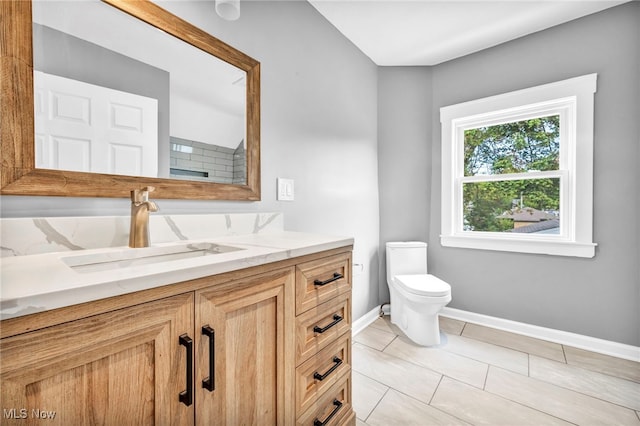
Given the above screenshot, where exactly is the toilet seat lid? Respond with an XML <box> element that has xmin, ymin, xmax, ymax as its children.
<box><xmin>394</xmin><ymin>274</ymin><xmax>451</xmax><ymax>297</ymax></box>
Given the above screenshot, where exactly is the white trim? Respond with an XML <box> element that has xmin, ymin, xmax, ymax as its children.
<box><xmin>441</xmin><ymin>307</ymin><xmax>640</xmax><ymax>362</ymax></box>
<box><xmin>352</xmin><ymin>306</ymin><xmax>381</xmax><ymax>337</ymax></box>
<box><xmin>460</xmin><ymin>170</ymin><xmax>564</xmax><ymax>184</ymax></box>
<box><xmin>441</xmin><ymin>235</ymin><xmax>596</xmax><ymax>257</ymax></box>
<box><xmin>440</xmin><ymin>74</ymin><xmax>597</xmax><ymax>257</ymax></box>
<box><xmin>354</xmin><ymin>303</ymin><xmax>639</xmax><ymax>361</ymax></box>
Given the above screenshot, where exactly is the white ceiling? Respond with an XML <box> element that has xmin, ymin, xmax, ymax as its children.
<box><xmin>307</xmin><ymin>0</ymin><xmax>630</xmax><ymax>66</ymax></box>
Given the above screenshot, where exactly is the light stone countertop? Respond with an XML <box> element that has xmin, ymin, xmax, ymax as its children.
<box><xmin>0</xmin><ymin>231</ymin><xmax>354</xmax><ymax>320</ymax></box>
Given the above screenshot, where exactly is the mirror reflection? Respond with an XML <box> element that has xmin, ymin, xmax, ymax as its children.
<box><xmin>32</xmin><ymin>0</ymin><xmax>247</xmax><ymax>185</ymax></box>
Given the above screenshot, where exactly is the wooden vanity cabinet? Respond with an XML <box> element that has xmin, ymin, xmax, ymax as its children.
<box><xmin>195</xmin><ymin>266</ymin><xmax>295</xmax><ymax>424</ymax></box>
<box><xmin>0</xmin><ymin>247</ymin><xmax>354</xmax><ymax>425</ymax></box>
<box><xmin>295</xmin><ymin>253</ymin><xmax>355</xmax><ymax>426</ymax></box>
<box><xmin>0</xmin><ymin>293</ymin><xmax>195</xmax><ymax>425</ymax></box>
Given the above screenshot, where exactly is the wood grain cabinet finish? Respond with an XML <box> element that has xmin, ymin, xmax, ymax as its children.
<box><xmin>295</xmin><ymin>293</ymin><xmax>352</xmax><ymax>365</ymax></box>
<box><xmin>195</xmin><ymin>267</ymin><xmax>295</xmax><ymax>425</ymax></box>
<box><xmin>295</xmin><ymin>253</ymin><xmax>352</xmax><ymax>316</ymax></box>
<box><xmin>0</xmin><ymin>293</ymin><xmax>195</xmax><ymax>426</ymax></box>
<box><xmin>296</xmin><ymin>376</ymin><xmax>354</xmax><ymax>426</ymax></box>
<box><xmin>0</xmin><ymin>247</ymin><xmax>352</xmax><ymax>425</ymax></box>
<box><xmin>294</xmin><ymin>252</ymin><xmax>355</xmax><ymax>426</ymax></box>
<box><xmin>295</xmin><ymin>334</ymin><xmax>351</xmax><ymax>415</ymax></box>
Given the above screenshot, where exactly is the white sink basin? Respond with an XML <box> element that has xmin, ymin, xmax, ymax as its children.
<box><xmin>62</xmin><ymin>242</ymin><xmax>244</xmax><ymax>273</ymax></box>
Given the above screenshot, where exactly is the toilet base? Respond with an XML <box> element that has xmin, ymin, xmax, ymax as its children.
<box><xmin>388</xmin><ymin>284</ymin><xmax>450</xmax><ymax>347</ymax></box>
<box><xmin>391</xmin><ymin>310</ymin><xmax>442</xmax><ymax>346</ymax></box>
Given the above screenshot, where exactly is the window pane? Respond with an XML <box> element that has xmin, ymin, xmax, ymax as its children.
<box><xmin>464</xmin><ymin>115</ymin><xmax>560</xmax><ymax>176</ymax></box>
<box><xmin>463</xmin><ymin>178</ymin><xmax>560</xmax><ymax>234</ymax></box>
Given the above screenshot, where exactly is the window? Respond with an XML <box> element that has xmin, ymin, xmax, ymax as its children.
<box><xmin>440</xmin><ymin>74</ymin><xmax>597</xmax><ymax>257</ymax></box>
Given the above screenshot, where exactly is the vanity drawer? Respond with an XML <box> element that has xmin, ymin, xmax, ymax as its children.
<box><xmin>296</xmin><ymin>292</ymin><xmax>351</xmax><ymax>365</ymax></box>
<box><xmin>296</xmin><ymin>332</ymin><xmax>351</xmax><ymax>415</ymax></box>
<box><xmin>296</xmin><ymin>375</ymin><xmax>353</xmax><ymax>426</ymax></box>
<box><xmin>296</xmin><ymin>253</ymin><xmax>352</xmax><ymax>315</ymax></box>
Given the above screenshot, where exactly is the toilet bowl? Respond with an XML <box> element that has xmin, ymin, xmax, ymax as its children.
<box><xmin>386</xmin><ymin>242</ymin><xmax>452</xmax><ymax>346</ymax></box>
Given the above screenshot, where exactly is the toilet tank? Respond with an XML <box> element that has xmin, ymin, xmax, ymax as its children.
<box><xmin>386</xmin><ymin>241</ymin><xmax>428</xmax><ymax>283</ymax></box>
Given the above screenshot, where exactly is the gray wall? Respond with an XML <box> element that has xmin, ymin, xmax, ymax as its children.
<box><xmin>379</xmin><ymin>2</ymin><xmax>639</xmax><ymax>345</ymax></box>
<box><xmin>1</xmin><ymin>1</ymin><xmax>381</xmax><ymax>321</ymax></box>
<box><xmin>377</xmin><ymin>67</ymin><xmax>433</xmax><ymax>303</ymax></box>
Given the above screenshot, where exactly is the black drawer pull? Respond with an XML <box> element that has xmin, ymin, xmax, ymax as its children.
<box><xmin>179</xmin><ymin>334</ymin><xmax>193</xmax><ymax>406</ymax></box>
<box><xmin>313</xmin><ymin>399</ymin><xmax>343</xmax><ymax>426</ymax></box>
<box><xmin>314</xmin><ymin>273</ymin><xmax>343</xmax><ymax>287</ymax></box>
<box><xmin>313</xmin><ymin>357</ymin><xmax>343</xmax><ymax>381</ymax></box>
<box><xmin>202</xmin><ymin>325</ymin><xmax>215</xmax><ymax>392</ymax></box>
<box><xmin>313</xmin><ymin>314</ymin><xmax>343</xmax><ymax>334</ymax></box>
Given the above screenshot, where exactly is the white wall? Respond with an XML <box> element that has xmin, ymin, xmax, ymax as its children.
<box><xmin>0</xmin><ymin>1</ymin><xmax>381</xmax><ymax>320</ymax></box>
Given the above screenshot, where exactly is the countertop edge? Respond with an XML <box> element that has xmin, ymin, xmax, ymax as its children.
<box><xmin>1</xmin><ymin>232</ymin><xmax>354</xmax><ymax>321</ymax></box>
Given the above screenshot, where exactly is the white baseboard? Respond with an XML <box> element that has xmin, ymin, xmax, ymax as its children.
<box><xmin>440</xmin><ymin>307</ymin><xmax>640</xmax><ymax>362</ymax></box>
<box><xmin>352</xmin><ymin>306</ymin><xmax>381</xmax><ymax>337</ymax></box>
<box><xmin>352</xmin><ymin>306</ymin><xmax>640</xmax><ymax>362</ymax></box>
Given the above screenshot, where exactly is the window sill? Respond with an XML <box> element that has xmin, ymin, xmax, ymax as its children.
<box><xmin>440</xmin><ymin>235</ymin><xmax>596</xmax><ymax>258</ymax></box>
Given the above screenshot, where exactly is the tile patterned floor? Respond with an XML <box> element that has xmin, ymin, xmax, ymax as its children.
<box><xmin>353</xmin><ymin>316</ymin><xmax>640</xmax><ymax>425</ymax></box>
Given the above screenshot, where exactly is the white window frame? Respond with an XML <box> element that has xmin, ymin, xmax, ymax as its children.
<box><xmin>440</xmin><ymin>74</ymin><xmax>597</xmax><ymax>258</ymax></box>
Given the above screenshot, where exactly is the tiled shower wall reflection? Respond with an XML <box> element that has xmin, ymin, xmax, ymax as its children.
<box><xmin>170</xmin><ymin>136</ymin><xmax>246</xmax><ymax>184</ymax></box>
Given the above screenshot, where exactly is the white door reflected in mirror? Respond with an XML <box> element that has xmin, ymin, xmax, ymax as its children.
<box><xmin>34</xmin><ymin>71</ymin><xmax>158</xmax><ymax>177</ymax></box>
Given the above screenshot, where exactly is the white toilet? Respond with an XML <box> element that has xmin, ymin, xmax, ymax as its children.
<box><xmin>386</xmin><ymin>241</ymin><xmax>452</xmax><ymax>346</ymax></box>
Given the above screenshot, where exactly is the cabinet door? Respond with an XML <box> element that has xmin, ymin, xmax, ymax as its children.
<box><xmin>196</xmin><ymin>267</ymin><xmax>295</xmax><ymax>425</ymax></box>
<box><xmin>0</xmin><ymin>293</ymin><xmax>194</xmax><ymax>426</ymax></box>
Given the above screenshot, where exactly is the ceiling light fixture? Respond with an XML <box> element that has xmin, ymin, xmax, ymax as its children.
<box><xmin>215</xmin><ymin>0</ymin><xmax>240</xmax><ymax>21</ymax></box>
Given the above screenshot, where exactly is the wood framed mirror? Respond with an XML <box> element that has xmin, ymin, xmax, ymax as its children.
<box><xmin>0</xmin><ymin>0</ymin><xmax>260</xmax><ymax>200</ymax></box>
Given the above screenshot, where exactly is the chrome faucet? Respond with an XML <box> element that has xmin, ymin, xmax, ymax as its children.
<box><xmin>129</xmin><ymin>186</ymin><xmax>159</xmax><ymax>248</ymax></box>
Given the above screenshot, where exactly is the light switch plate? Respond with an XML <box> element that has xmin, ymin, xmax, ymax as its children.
<box><xmin>277</xmin><ymin>178</ymin><xmax>294</xmax><ymax>201</ymax></box>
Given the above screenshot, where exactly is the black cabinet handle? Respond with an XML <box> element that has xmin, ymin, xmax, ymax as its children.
<box><xmin>313</xmin><ymin>357</ymin><xmax>343</xmax><ymax>381</ymax></box>
<box><xmin>314</xmin><ymin>273</ymin><xmax>343</xmax><ymax>287</ymax></box>
<box><xmin>179</xmin><ymin>334</ymin><xmax>193</xmax><ymax>406</ymax></box>
<box><xmin>313</xmin><ymin>314</ymin><xmax>343</xmax><ymax>334</ymax></box>
<box><xmin>202</xmin><ymin>325</ymin><xmax>215</xmax><ymax>392</ymax></box>
<box><xmin>313</xmin><ymin>399</ymin><xmax>343</xmax><ymax>426</ymax></box>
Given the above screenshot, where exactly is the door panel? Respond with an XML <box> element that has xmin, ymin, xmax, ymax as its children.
<box><xmin>33</xmin><ymin>70</ymin><xmax>158</xmax><ymax>177</ymax></box>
